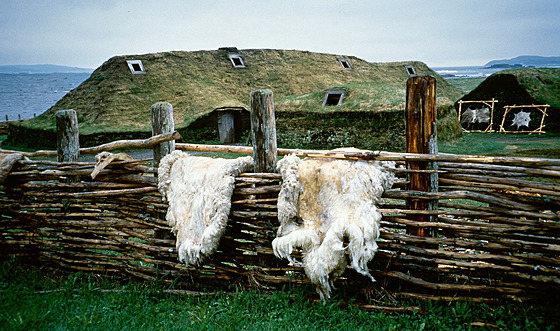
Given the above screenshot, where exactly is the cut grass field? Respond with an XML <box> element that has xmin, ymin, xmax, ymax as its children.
<box><xmin>1</xmin><ymin>260</ymin><xmax>558</xmax><ymax>330</ymax></box>
<box><xmin>445</xmin><ymin>77</ymin><xmax>486</xmax><ymax>94</ymax></box>
<box><xmin>438</xmin><ymin>132</ymin><xmax>560</xmax><ymax>158</ymax></box>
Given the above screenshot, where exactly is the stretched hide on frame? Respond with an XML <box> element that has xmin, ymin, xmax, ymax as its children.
<box><xmin>273</xmin><ymin>151</ymin><xmax>395</xmax><ymax>302</ymax></box>
<box><xmin>158</xmin><ymin>151</ymin><xmax>253</xmax><ymax>266</ymax></box>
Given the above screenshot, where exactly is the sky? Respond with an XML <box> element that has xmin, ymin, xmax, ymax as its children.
<box><xmin>0</xmin><ymin>0</ymin><xmax>559</xmax><ymax>69</ymax></box>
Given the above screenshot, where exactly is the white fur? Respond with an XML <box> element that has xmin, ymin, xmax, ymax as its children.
<box><xmin>273</xmin><ymin>151</ymin><xmax>395</xmax><ymax>302</ymax></box>
<box><xmin>158</xmin><ymin>150</ymin><xmax>253</xmax><ymax>266</ymax></box>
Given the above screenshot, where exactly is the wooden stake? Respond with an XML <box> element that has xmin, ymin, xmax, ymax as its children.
<box><xmin>150</xmin><ymin>102</ymin><xmax>176</xmax><ymax>251</ymax></box>
<box><xmin>151</xmin><ymin>102</ymin><xmax>175</xmax><ymax>167</ymax></box>
<box><xmin>250</xmin><ymin>89</ymin><xmax>277</xmax><ymax>173</ymax></box>
<box><xmin>405</xmin><ymin>76</ymin><xmax>438</xmax><ymax>237</ymax></box>
<box><xmin>55</xmin><ymin>109</ymin><xmax>80</xmax><ymax>163</ymax></box>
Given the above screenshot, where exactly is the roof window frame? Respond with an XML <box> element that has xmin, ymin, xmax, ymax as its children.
<box><xmin>404</xmin><ymin>65</ymin><xmax>417</xmax><ymax>77</ymax></box>
<box><xmin>322</xmin><ymin>88</ymin><xmax>347</xmax><ymax>106</ymax></box>
<box><xmin>228</xmin><ymin>54</ymin><xmax>246</xmax><ymax>68</ymax></box>
<box><xmin>126</xmin><ymin>60</ymin><xmax>146</xmax><ymax>74</ymax></box>
<box><xmin>338</xmin><ymin>58</ymin><xmax>352</xmax><ymax>70</ymax></box>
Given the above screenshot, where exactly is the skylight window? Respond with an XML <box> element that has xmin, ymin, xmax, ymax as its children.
<box><xmin>404</xmin><ymin>65</ymin><xmax>416</xmax><ymax>77</ymax></box>
<box><xmin>322</xmin><ymin>88</ymin><xmax>346</xmax><ymax>106</ymax></box>
<box><xmin>126</xmin><ymin>60</ymin><xmax>146</xmax><ymax>74</ymax></box>
<box><xmin>228</xmin><ymin>54</ymin><xmax>245</xmax><ymax>68</ymax></box>
<box><xmin>338</xmin><ymin>58</ymin><xmax>352</xmax><ymax>70</ymax></box>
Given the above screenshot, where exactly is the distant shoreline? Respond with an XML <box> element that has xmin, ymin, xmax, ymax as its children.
<box><xmin>0</xmin><ymin>64</ymin><xmax>93</xmax><ymax>74</ymax></box>
<box><xmin>0</xmin><ymin>72</ymin><xmax>90</xmax><ymax>121</ymax></box>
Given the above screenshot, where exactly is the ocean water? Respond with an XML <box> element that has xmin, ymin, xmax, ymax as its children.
<box><xmin>433</xmin><ymin>66</ymin><xmax>507</xmax><ymax>79</ymax></box>
<box><xmin>0</xmin><ymin>72</ymin><xmax>90</xmax><ymax>121</ymax></box>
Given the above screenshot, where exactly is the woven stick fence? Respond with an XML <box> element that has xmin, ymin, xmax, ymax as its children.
<box><xmin>1</xmin><ymin>83</ymin><xmax>559</xmax><ymax>304</ymax></box>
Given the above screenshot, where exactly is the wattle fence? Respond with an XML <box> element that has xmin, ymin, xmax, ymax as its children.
<box><xmin>1</xmin><ymin>79</ymin><xmax>559</xmax><ymax>305</ymax></box>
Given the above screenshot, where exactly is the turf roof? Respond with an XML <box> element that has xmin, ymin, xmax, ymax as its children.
<box><xmin>458</xmin><ymin>68</ymin><xmax>560</xmax><ymax>129</ymax></box>
<box><xmin>18</xmin><ymin>49</ymin><xmax>462</xmax><ymax>135</ymax></box>
<box><xmin>460</xmin><ymin>68</ymin><xmax>560</xmax><ymax>110</ymax></box>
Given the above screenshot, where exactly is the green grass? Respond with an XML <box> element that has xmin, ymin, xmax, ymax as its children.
<box><xmin>1</xmin><ymin>259</ymin><xmax>558</xmax><ymax>330</ymax></box>
<box><xmin>438</xmin><ymin>132</ymin><xmax>560</xmax><ymax>158</ymax></box>
<box><xmin>446</xmin><ymin>77</ymin><xmax>486</xmax><ymax>94</ymax></box>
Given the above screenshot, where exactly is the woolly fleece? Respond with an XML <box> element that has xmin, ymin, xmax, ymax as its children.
<box><xmin>158</xmin><ymin>151</ymin><xmax>253</xmax><ymax>266</ymax></box>
<box><xmin>273</xmin><ymin>151</ymin><xmax>395</xmax><ymax>302</ymax></box>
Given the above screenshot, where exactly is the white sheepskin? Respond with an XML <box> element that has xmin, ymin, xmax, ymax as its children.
<box><xmin>91</xmin><ymin>152</ymin><xmax>134</xmax><ymax>179</ymax></box>
<box><xmin>158</xmin><ymin>150</ymin><xmax>253</xmax><ymax>266</ymax></box>
<box><xmin>273</xmin><ymin>150</ymin><xmax>395</xmax><ymax>302</ymax></box>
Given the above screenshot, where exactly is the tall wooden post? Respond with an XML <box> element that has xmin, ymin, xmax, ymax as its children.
<box><xmin>405</xmin><ymin>76</ymin><xmax>438</xmax><ymax>237</ymax></box>
<box><xmin>151</xmin><ymin>102</ymin><xmax>175</xmax><ymax>167</ymax></box>
<box><xmin>152</xmin><ymin>102</ymin><xmax>175</xmax><ymax>246</ymax></box>
<box><xmin>56</xmin><ymin>109</ymin><xmax>80</xmax><ymax>163</ymax></box>
<box><xmin>250</xmin><ymin>89</ymin><xmax>277</xmax><ymax>173</ymax></box>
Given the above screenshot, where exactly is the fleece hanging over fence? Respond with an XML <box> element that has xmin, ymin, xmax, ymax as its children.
<box><xmin>158</xmin><ymin>151</ymin><xmax>253</xmax><ymax>266</ymax></box>
<box><xmin>273</xmin><ymin>151</ymin><xmax>395</xmax><ymax>302</ymax></box>
<box><xmin>0</xmin><ymin>153</ymin><xmax>27</xmax><ymax>185</ymax></box>
<box><xmin>91</xmin><ymin>152</ymin><xmax>134</xmax><ymax>179</ymax></box>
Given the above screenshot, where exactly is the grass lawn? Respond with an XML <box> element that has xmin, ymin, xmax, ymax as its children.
<box><xmin>445</xmin><ymin>77</ymin><xmax>486</xmax><ymax>94</ymax></box>
<box><xmin>1</xmin><ymin>260</ymin><xmax>558</xmax><ymax>330</ymax></box>
<box><xmin>438</xmin><ymin>132</ymin><xmax>560</xmax><ymax>158</ymax></box>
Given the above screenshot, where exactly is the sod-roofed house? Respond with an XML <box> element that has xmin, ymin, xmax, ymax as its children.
<box><xmin>456</xmin><ymin>68</ymin><xmax>560</xmax><ymax>133</ymax></box>
<box><xmin>6</xmin><ymin>48</ymin><xmax>463</xmax><ymax>150</ymax></box>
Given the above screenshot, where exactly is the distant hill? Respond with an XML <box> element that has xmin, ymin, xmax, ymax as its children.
<box><xmin>485</xmin><ymin>56</ymin><xmax>560</xmax><ymax>68</ymax></box>
<box><xmin>0</xmin><ymin>64</ymin><xmax>93</xmax><ymax>74</ymax></box>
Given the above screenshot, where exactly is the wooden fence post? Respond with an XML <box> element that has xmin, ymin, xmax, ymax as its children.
<box><xmin>151</xmin><ymin>102</ymin><xmax>175</xmax><ymax>167</ymax></box>
<box><xmin>56</xmin><ymin>109</ymin><xmax>80</xmax><ymax>163</ymax></box>
<box><xmin>250</xmin><ymin>89</ymin><xmax>277</xmax><ymax>173</ymax></box>
<box><xmin>151</xmin><ymin>102</ymin><xmax>175</xmax><ymax>245</ymax></box>
<box><xmin>405</xmin><ymin>76</ymin><xmax>438</xmax><ymax>237</ymax></box>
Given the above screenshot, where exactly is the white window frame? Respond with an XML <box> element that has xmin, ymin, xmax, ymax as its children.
<box><xmin>404</xmin><ymin>65</ymin><xmax>417</xmax><ymax>77</ymax></box>
<box><xmin>126</xmin><ymin>60</ymin><xmax>146</xmax><ymax>74</ymax></box>
<box><xmin>228</xmin><ymin>54</ymin><xmax>245</xmax><ymax>68</ymax></box>
<box><xmin>322</xmin><ymin>88</ymin><xmax>346</xmax><ymax>106</ymax></box>
<box><xmin>338</xmin><ymin>58</ymin><xmax>352</xmax><ymax>70</ymax></box>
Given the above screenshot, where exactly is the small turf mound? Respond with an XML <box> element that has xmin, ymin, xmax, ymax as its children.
<box><xmin>458</xmin><ymin>68</ymin><xmax>560</xmax><ymax>132</ymax></box>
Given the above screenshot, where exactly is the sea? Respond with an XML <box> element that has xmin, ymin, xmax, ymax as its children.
<box><xmin>0</xmin><ymin>72</ymin><xmax>91</xmax><ymax>121</ymax></box>
<box><xmin>0</xmin><ymin>66</ymin><xmax>517</xmax><ymax>122</ymax></box>
<box><xmin>432</xmin><ymin>65</ymin><xmax>508</xmax><ymax>79</ymax></box>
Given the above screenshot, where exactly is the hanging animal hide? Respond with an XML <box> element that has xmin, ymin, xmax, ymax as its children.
<box><xmin>158</xmin><ymin>150</ymin><xmax>253</xmax><ymax>266</ymax></box>
<box><xmin>91</xmin><ymin>152</ymin><xmax>134</xmax><ymax>179</ymax></box>
<box><xmin>273</xmin><ymin>151</ymin><xmax>395</xmax><ymax>302</ymax></box>
<box><xmin>461</xmin><ymin>107</ymin><xmax>490</xmax><ymax>125</ymax></box>
<box><xmin>0</xmin><ymin>153</ymin><xmax>27</xmax><ymax>185</ymax></box>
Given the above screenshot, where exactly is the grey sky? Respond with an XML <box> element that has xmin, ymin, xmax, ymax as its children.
<box><xmin>1</xmin><ymin>0</ymin><xmax>558</xmax><ymax>69</ymax></box>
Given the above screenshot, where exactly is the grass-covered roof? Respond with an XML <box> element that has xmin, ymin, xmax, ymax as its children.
<box><xmin>458</xmin><ymin>68</ymin><xmax>560</xmax><ymax>130</ymax></box>
<box><xmin>460</xmin><ymin>68</ymin><xmax>560</xmax><ymax>111</ymax></box>
<box><xmin>17</xmin><ymin>49</ymin><xmax>462</xmax><ymax>136</ymax></box>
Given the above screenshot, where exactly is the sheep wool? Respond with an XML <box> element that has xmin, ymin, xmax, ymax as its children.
<box><xmin>273</xmin><ymin>151</ymin><xmax>395</xmax><ymax>302</ymax></box>
<box><xmin>158</xmin><ymin>151</ymin><xmax>253</xmax><ymax>266</ymax></box>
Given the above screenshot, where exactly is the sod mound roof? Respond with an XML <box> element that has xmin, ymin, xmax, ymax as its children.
<box><xmin>458</xmin><ymin>68</ymin><xmax>560</xmax><ymax>130</ymax></box>
<box><xmin>15</xmin><ymin>49</ymin><xmax>462</xmax><ymax>136</ymax></box>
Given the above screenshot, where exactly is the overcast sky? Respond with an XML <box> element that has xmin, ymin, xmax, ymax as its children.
<box><xmin>1</xmin><ymin>0</ymin><xmax>558</xmax><ymax>69</ymax></box>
